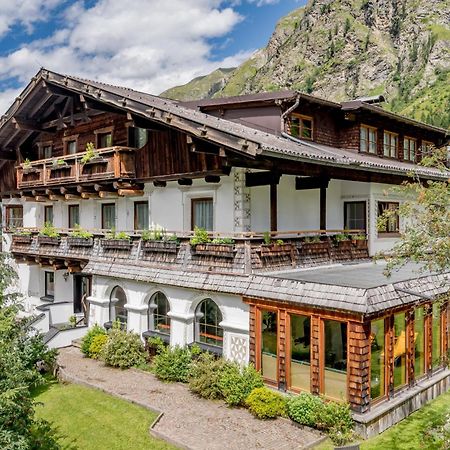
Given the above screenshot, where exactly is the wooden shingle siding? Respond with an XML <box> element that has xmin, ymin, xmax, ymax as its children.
<box><xmin>406</xmin><ymin>310</ymin><xmax>415</xmax><ymax>386</ymax></box>
<box><xmin>310</xmin><ymin>315</ymin><xmax>321</xmax><ymax>395</ymax></box>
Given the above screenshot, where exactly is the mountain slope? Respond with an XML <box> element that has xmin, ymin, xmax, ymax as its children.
<box><xmin>162</xmin><ymin>0</ymin><xmax>450</xmax><ymax>128</ymax></box>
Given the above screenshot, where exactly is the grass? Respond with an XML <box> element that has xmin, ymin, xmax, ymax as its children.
<box><xmin>33</xmin><ymin>380</ymin><xmax>177</xmax><ymax>450</ymax></box>
<box><xmin>315</xmin><ymin>389</ymin><xmax>450</xmax><ymax>450</ymax></box>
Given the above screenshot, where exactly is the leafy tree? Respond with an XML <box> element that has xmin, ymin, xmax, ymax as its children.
<box><xmin>0</xmin><ymin>252</ymin><xmax>59</xmax><ymax>449</ymax></box>
<box><xmin>378</xmin><ymin>148</ymin><xmax>450</xmax><ymax>276</ymax></box>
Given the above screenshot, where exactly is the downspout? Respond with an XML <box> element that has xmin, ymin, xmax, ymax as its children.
<box><xmin>280</xmin><ymin>94</ymin><xmax>301</xmax><ymax>134</ymax></box>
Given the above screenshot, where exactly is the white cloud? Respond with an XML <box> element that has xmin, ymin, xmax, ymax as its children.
<box><xmin>0</xmin><ymin>0</ymin><xmax>253</xmax><ymax>114</ymax></box>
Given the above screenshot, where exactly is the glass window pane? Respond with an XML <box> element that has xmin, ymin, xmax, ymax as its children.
<box><xmin>43</xmin><ymin>145</ymin><xmax>52</xmax><ymax>158</ymax></box>
<box><xmin>99</xmin><ymin>133</ymin><xmax>112</xmax><ymax>148</ymax></box>
<box><xmin>261</xmin><ymin>310</ymin><xmax>277</xmax><ymax>383</ymax></box>
<box><xmin>67</xmin><ymin>141</ymin><xmax>77</xmax><ymax>154</ymax></box>
<box><xmin>196</xmin><ymin>299</ymin><xmax>223</xmax><ymax>347</ymax></box>
<box><xmin>110</xmin><ymin>286</ymin><xmax>127</xmax><ymax>324</ymax></box>
<box><xmin>69</xmin><ymin>205</ymin><xmax>80</xmax><ymax>228</ymax></box>
<box><xmin>45</xmin><ymin>272</ymin><xmax>55</xmax><ymax>297</ymax></box>
<box><xmin>393</xmin><ymin>312</ymin><xmax>407</xmax><ymax>388</ymax></box>
<box><xmin>370</xmin><ymin>318</ymin><xmax>385</xmax><ymax>400</ymax></box>
<box><xmin>290</xmin><ymin>314</ymin><xmax>310</xmax><ymax>391</ymax></box>
<box><xmin>102</xmin><ymin>204</ymin><xmax>115</xmax><ymax>229</ymax></box>
<box><xmin>345</xmin><ymin>202</ymin><xmax>366</xmax><ymax>230</ymax></box>
<box><xmin>192</xmin><ymin>198</ymin><xmax>213</xmax><ymax>231</ymax></box>
<box><xmin>150</xmin><ymin>292</ymin><xmax>170</xmax><ymax>334</ymax></box>
<box><xmin>134</xmin><ymin>202</ymin><xmax>148</xmax><ymax>230</ymax></box>
<box><xmin>44</xmin><ymin>206</ymin><xmax>53</xmax><ymax>225</ymax></box>
<box><xmin>324</xmin><ymin>320</ymin><xmax>347</xmax><ymax>400</ymax></box>
<box><xmin>432</xmin><ymin>303</ymin><xmax>442</xmax><ymax>369</ymax></box>
<box><xmin>414</xmin><ymin>307</ymin><xmax>426</xmax><ymax>377</ymax></box>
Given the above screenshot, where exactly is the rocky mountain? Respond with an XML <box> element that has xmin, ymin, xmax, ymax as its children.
<box><xmin>161</xmin><ymin>0</ymin><xmax>450</xmax><ymax>128</ymax></box>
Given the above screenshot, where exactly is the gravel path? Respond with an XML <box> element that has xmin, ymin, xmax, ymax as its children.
<box><xmin>57</xmin><ymin>346</ymin><xmax>323</xmax><ymax>450</ymax></box>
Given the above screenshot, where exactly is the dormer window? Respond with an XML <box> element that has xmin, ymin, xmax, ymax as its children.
<box><xmin>383</xmin><ymin>131</ymin><xmax>398</xmax><ymax>158</ymax></box>
<box><xmin>95</xmin><ymin>126</ymin><xmax>114</xmax><ymax>149</ymax></box>
<box><xmin>403</xmin><ymin>137</ymin><xmax>417</xmax><ymax>162</ymax></box>
<box><xmin>290</xmin><ymin>114</ymin><xmax>313</xmax><ymax>140</ymax></box>
<box><xmin>360</xmin><ymin>125</ymin><xmax>377</xmax><ymax>154</ymax></box>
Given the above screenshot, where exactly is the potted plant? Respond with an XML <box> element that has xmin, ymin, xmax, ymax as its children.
<box><xmin>259</xmin><ymin>232</ymin><xmax>292</xmax><ymax>257</ymax></box>
<box><xmin>141</xmin><ymin>228</ymin><xmax>179</xmax><ymax>253</ymax></box>
<box><xmin>12</xmin><ymin>230</ymin><xmax>33</xmax><ymax>245</ymax></box>
<box><xmin>101</xmin><ymin>230</ymin><xmax>132</xmax><ymax>250</ymax></box>
<box><xmin>67</xmin><ymin>225</ymin><xmax>94</xmax><ymax>247</ymax></box>
<box><xmin>80</xmin><ymin>142</ymin><xmax>105</xmax><ymax>165</ymax></box>
<box><xmin>37</xmin><ymin>222</ymin><xmax>61</xmax><ymax>245</ymax></box>
<box><xmin>352</xmin><ymin>234</ymin><xmax>368</xmax><ymax>249</ymax></box>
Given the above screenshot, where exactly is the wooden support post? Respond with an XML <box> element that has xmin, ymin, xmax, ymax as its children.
<box><xmin>270</xmin><ymin>183</ymin><xmax>277</xmax><ymax>232</ymax></box>
<box><xmin>310</xmin><ymin>315</ymin><xmax>321</xmax><ymax>396</ymax></box>
<box><xmin>320</xmin><ymin>187</ymin><xmax>327</xmax><ymax>231</ymax></box>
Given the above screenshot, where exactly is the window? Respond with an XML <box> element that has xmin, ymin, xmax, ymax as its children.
<box><xmin>67</xmin><ymin>140</ymin><xmax>77</xmax><ymax>155</ymax></box>
<box><xmin>344</xmin><ymin>201</ymin><xmax>366</xmax><ymax>231</ymax></box>
<box><xmin>370</xmin><ymin>318</ymin><xmax>386</xmax><ymax>400</ymax></box>
<box><xmin>421</xmin><ymin>140</ymin><xmax>434</xmax><ymax>157</ymax></box>
<box><xmin>377</xmin><ymin>202</ymin><xmax>399</xmax><ymax>234</ymax></box>
<box><xmin>68</xmin><ymin>205</ymin><xmax>80</xmax><ymax>228</ymax></box>
<box><xmin>383</xmin><ymin>131</ymin><xmax>398</xmax><ymax>158</ymax></box>
<box><xmin>134</xmin><ymin>201</ymin><xmax>148</xmax><ymax>230</ymax></box>
<box><xmin>323</xmin><ymin>320</ymin><xmax>347</xmax><ymax>400</ymax></box>
<box><xmin>290</xmin><ymin>114</ymin><xmax>313</xmax><ymax>140</ymax></box>
<box><xmin>195</xmin><ymin>298</ymin><xmax>223</xmax><ymax>348</ymax></box>
<box><xmin>403</xmin><ymin>137</ymin><xmax>417</xmax><ymax>162</ymax></box>
<box><xmin>432</xmin><ymin>303</ymin><xmax>442</xmax><ymax>370</ymax></box>
<box><xmin>43</xmin><ymin>145</ymin><xmax>53</xmax><ymax>159</ymax></box>
<box><xmin>101</xmin><ymin>203</ymin><xmax>115</xmax><ymax>229</ymax></box>
<box><xmin>98</xmin><ymin>132</ymin><xmax>113</xmax><ymax>148</ymax></box>
<box><xmin>44</xmin><ymin>205</ymin><xmax>53</xmax><ymax>225</ymax></box>
<box><xmin>261</xmin><ymin>310</ymin><xmax>278</xmax><ymax>383</ymax></box>
<box><xmin>4</xmin><ymin>206</ymin><xmax>23</xmax><ymax>229</ymax></box>
<box><xmin>45</xmin><ymin>272</ymin><xmax>55</xmax><ymax>299</ymax></box>
<box><xmin>149</xmin><ymin>292</ymin><xmax>170</xmax><ymax>334</ymax></box>
<box><xmin>360</xmin><ymin>125</ymin><xmax>377</xmax><ymax>154</ymax></box>
<box><xmin>110</xmin><ymin>286</ymin><xmax>127</xmax><ymax>324</ymax></box>
<box><xmin>128</xmin><ymin>127</ymin><xmax>148</xmax><ymax>148</ymax></box>
<box><xmin>393</xmin><ymin>312</ymin><xmax>407</xmax><ymax>389</ymax></box>
<box><xmin>191</xmin><ymin>198</ymin><xmax>213</xmax><ymax>230</ymax></box>
<box><xmin>414</xmin><ymin>307</ymin><xmax>426</xmax><ymax>378</ymax></box>
<box><xmin>290</xmin><ymin>314</ymin><xmax>310</xmax><ymax>392</ymax></box>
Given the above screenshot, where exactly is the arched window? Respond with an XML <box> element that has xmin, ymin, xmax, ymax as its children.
<box><xmin>110</xmin><ymin>286</ymin><xmax>127</xmax><ymax>324</ymax></box>
<box><xmin>148</xmin><ymin>292</ymin><xmax>170</xmax><ymax>334</ymax></box>
<box><xmin>195</xmin><ymin>298</ymin><xmax>223</xmax><ymax>348</ymax></box>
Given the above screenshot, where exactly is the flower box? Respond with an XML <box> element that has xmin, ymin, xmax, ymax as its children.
<box><xmin>49</xmin><ymin>163</ymin><xmax>70</xmax><ymax>171</ymax></box>
<box><xmin>142</xmin><ymin>240</ymin><xmax>178</xmax><ymax>253</ymax></box>
<box><xmin>82</xmin><ymin>157</ymin><xmax>107</xmax><ymax>165</ymax></box>
<box><xmin>12</xmin><ymin>234</ymin><xmax>32</xmax><ymax>245</ymax></box>
<box><xmin>352</xmin><ymin>239</ymin><xmax>368</xmax><ymax>249</ymax></box>
<box><xmin>192</xmin><ymin>243</ymin><xmax>235</xmax><ymax>258</ymax></box>
<box><xmin>37</xmin><ymin>236</ymin><xmax>61</xmax><ymax>246</ymax></box>
<box><xmin>22</xmin><ymin>167</ymin><xmax>40</xmax><ymax>174</ymax></box>
<box><xmin>259</xmin><ymin>243</ymin><xmax>292</xmax><ymax>257</ymax></box>
<box><xmin>67</xmin><ymin>237</ymin><xmax>94</xmax><ymax>247</ymax></box>
<box><xmin>300</xmin><ymin>240</ymin><xmax>330</xmax><ymax>255</ymax></box>
<box><xmin>101</xmin><ymin>239</ymin><xmax>132</xmax><ymax>250</ymax></box>
<box><xmin>336</xmin><ymin>240</ymin><xmax>353</xmax><ymax>250</ymax></box>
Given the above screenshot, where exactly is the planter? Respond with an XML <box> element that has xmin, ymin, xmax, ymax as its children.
<box><xmin>336</xmin><ymin>240</ymin><xmax>352</xmax><ymax>250</ymax></box>
<box><xmin>352</xmin><ymin>239</ymin><xmax>368</xmax><ymax>249</ymax></box>
<box><xmin>192</xmin><ymin>243</ymin><xmax>235</xmax><ymax>258</ymax></box>
<box><xmin>300</xmin><ymin>240</ymin><xmax>330</xmax><ymax>254</ymax></box>
<box><xmin>67</xmin><ymin>237</ymin><xmax>94</xmax><ymax>247</ymax></box>
<box><xmin>259</xmin><ymin>243</ymin><xmax>292</xmax><ymax>257</ymax></box>
<box><xmin>22</xmin><ymin>167</ymin><xmax>40</xmax><ymax>174</ymax></box>
<box><xmin>37</xmin><ymin>236</ymin><xmax>61</xmax><ymax>246</ymax></box>
<box><xmin>49</xmin><ymin>164</ymin><xmax>70</xmax><ymax>171</ymax></box>
<box><xmin>142</xmin><ymin>240</ymin><xmax>178</xmax><ymax>254</ymax></box>
<box><xmin>82</xmin><ymin>157</ymin><xmax>107</xmax><ymax>165</ymax></box>
<box><xmin>101</xmin><ymin>239</ymin><xmax>132</xmax><ymax>250</ymax></box>
<box><xmin>12</xmin><ymin>234</ymin><xmax>32</xmax><ymax>245</ymax></box>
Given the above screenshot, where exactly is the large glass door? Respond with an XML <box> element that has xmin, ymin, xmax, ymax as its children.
<box><xmin>260</xmin><ymin>310</ymin><xmax>278</xmax><ymax>383</ymax></box>
<box><xmin>289</xmin><ymin>314</ymin><xmax>311</xmax><ymax>391</ymax></box>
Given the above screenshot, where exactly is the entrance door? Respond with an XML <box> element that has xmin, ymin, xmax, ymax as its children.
<box><xmin>73</xmin><ymin>275</ymin><xmax>91</xmax><ymax>320</ymax></box>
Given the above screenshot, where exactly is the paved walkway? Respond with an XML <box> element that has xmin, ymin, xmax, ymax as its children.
<box><xmin>57</xmin><ymin>347</ymin><xmax>323</xmax><ymax>450</ymax></box>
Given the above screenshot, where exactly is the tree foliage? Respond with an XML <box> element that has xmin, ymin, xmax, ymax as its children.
<box><xmin>378</xmin><ymin>148</ymin><xmax>450</xmax><ymax>276</ymax></box>
<box><xmin>0</xmin><ymin>253</ymin><xmax>59</xmax><ymax>449</ymax></box>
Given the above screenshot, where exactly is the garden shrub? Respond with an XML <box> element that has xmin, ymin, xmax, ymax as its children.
<box><xmin>189</xmin><ymin>353</ymin><xmax>230</xmax><ymax>399</ymax></box>
<box><xmin>152</xmin><ymin>345</ymin><xmax>195</xmax><ymax>382</ymax></box>
<box><xmin>81</xmin><ymin>324</ymin><xmax>107</xmax><ymax>357</ymax></box>
<box><xmin>89</xmin><ymin>334</ymin><xmax>108</xmax><ymax>359</ymax></box>
<box><xmin>287</xmin><ymin>392</ymin><xmax>324</xmax><ymax>427</ymax></box>
<box><xmin>101</xmin><ymin>328</ymin><xmax>146</xmax><ymax>369</ymax></box>
<box><xmin>315</xmin><ymin>400</ymin><xmax>354</xmax><ymax>433</ymax></box>
<box><xmin>245</xmin><ymin>387</ymin><xmax>287</xmax><ymax>419</ymax></box>
<box><xmin>219</xmin><ymin>363</ymin><xmax>264</xmax><ymax>407</ymax></box>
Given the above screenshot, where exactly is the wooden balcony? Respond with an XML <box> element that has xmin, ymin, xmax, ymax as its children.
<box><xmin>16</xmin><ymin>147</ymin><xmax>136</xmax><ymax>189</ymax></box>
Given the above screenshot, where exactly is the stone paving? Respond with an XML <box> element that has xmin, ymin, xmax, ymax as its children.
<box><xmin>57</xmin><ymin>347</ymin><xmax>324</xmax><ymax>450</ymax></box>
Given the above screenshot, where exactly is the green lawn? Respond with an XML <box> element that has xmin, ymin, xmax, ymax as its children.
<box><xmin>316</xmin><ymin>389</ymin><xmax>450</xmax><ymax>450</ymax></box>
<box><xmin>34</xmin><ymin>381</ymin><xmax>177</xmax><ymax>450</ymax></box>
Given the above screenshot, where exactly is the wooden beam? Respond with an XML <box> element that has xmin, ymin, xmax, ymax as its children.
<box><xmin>49</xmin><ymin>194</ymin><xmax>66</xmax><ymax>201</ymax></box>
<box><xmin>295</xmin><ymin>176</ymin><xmax>330</xmax><ymax>191</ymax></box>
<box><xmin>320</xmin><ymin>187</ymin><xmax>327</xmax><ymax>230</ymax></box>
<box><xmin>12</xmin><ymin>117</ymin><xmax>41</xmax><ymax>132</ymax></box>
<box><xmin>65</xmin><ymin>193</ymin><xmax>81</xmax><ymax>200</ymax></box>
<box><xmin>81</xmin><ymin>192</ymin><xmax>99</xmax><ymax>199</ymax></box>
<box><xmin>270</xmin><ymin>183</ymin><xmax>277</xmax><ymax>232</ymax></box>
<box><xmin>35</xmin><ymin>195</ymin><xmax>48</xmax><ymax>202</ymax></box>
<box><xmin>113</xmin><ymin>181</ymin><xmax>144</xmax><ymax>190</ymax></box>
<box><xmin>245</xmin><ymin>171</ymin><xmax>281</xmax><ymax>188</ymax></box>
<box><xmin>98</xmin><ymin>191</ymin><xmax>119</xmax><ymax>198</ymax></box>
<box><xmin>117</xmin><ymin>189</ymin><xmax>144</xmax><ymax>197</ymax></box>
<box><xmin>153</xmin><ymin>180</ymin><xmax>167</xmax><ymax>187</ymax></box>
<box><xmin>178</xmin><ymin>178</ymin><xmax>192</xmax><ymax>186</ymax></box>
<box><xmin>205</xmin><ymin>175</ymin><xmax>220</xmax><ymax>183</ymax></box>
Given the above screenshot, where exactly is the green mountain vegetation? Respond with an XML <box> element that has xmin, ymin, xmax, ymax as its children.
<box><xmin>161</xmin><ymin>0</ymin><xmax>450</xmax><ymax>129</ymax></box>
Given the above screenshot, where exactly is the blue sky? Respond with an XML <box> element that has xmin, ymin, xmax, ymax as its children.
<box><xmin>0</xmin><ymin>0</ymin><xmax>307</xmax><ymax>113</ymax></box>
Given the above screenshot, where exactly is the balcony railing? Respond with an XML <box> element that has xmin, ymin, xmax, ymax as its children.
<box><xmin>16</xmin><ymin>146</ymin><xmax>136</xmax><ymax>189</ymax></box>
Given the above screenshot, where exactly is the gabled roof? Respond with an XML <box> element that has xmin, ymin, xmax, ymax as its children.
<box><xmin>0</xmin><ymin>68</ymin><xmax>448</xmax><ymax>181</ymax></box>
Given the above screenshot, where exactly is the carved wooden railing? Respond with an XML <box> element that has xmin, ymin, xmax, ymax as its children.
<box><xmin>16</xmin><ymin>146</ymin><xmax>136</xmax><ymax>189</ymax></box>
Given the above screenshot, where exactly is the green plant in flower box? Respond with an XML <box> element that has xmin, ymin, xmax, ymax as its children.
<box><xmin>190</xmin><ymin>227</ymin><xmax>211</xmax><ymax>245</ymax></box>
<box><xmin>81</xmin><ymin>142</ymin><xmax>99</xmax><ymax>164</ymax></box>
<box><xmin>69</xmin><ymin>225</ymin><xmax>93</xmax><ymax>239</ymax></box>
<box><xmin>39</xmin><ymin>222</ymin><xmax>60</xmax><ymax>238</ymax></box>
